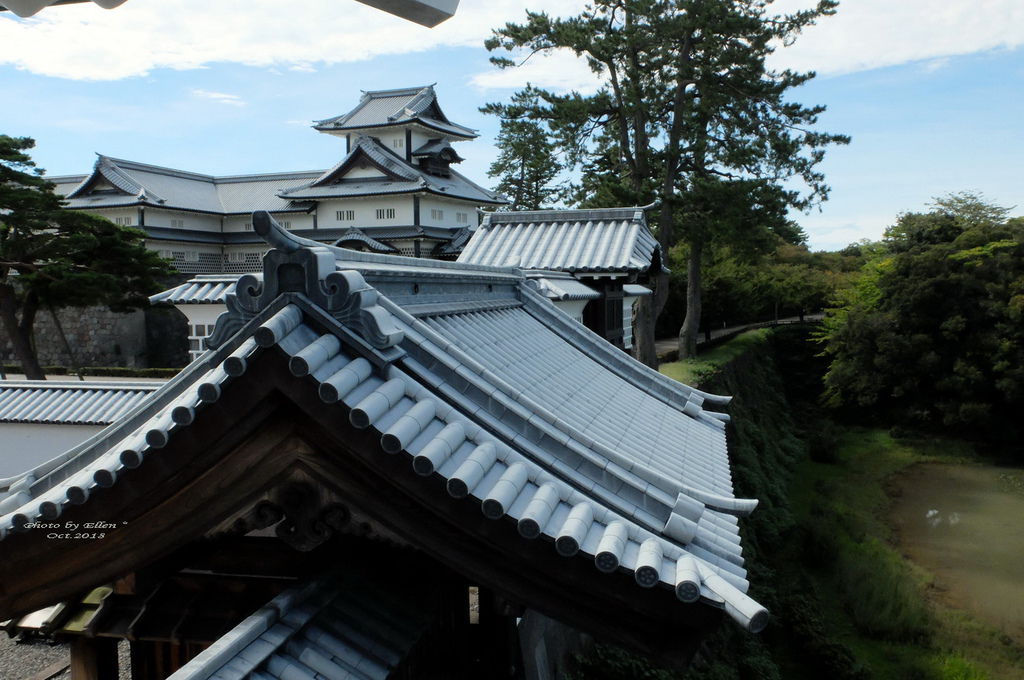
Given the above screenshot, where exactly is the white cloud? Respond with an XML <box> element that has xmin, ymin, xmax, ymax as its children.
<box><xmin>0</xmin><ymin>0</ymin><xmax>586</xmax><ymax>81</ymax></box>
<box><xmin>470</xmin><ymin>50</ymin><xmax>602</xmax><ymax>94</ymax></box>
<box><xmin>191</xmin><ymin>89</ymin><xmax>246</xmax><ymax>106</ymax></box>
<box><xmin>800</xmin><ymin>213</ymin><xmax>892</xmax><ymax>251</ymax></box>
<box><xmin>470</xmin><ymin>1</ymin><xmax>1024</xmax><ymax>93</ymax></box>
<box><xmin>2</xmin><ymin>0</ymin><xmax>1019</xmax><ymax>94</ymax></box>
<box><xmin>768</xmin><ymin>0</ymin><xmax>1024</xmax><ymax>77</ymax></box>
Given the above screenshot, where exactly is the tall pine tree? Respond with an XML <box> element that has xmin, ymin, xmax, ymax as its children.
<box><xmin>484</xmin><ymin>0</ymin><xmax>848</xmax><ymax>363</ymax></box>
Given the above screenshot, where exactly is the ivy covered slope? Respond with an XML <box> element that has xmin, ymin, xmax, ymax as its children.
<box><xmin>577</xmin><ymin>327</ymin><xmax>1024</xmax><ymax>680</ymax></box>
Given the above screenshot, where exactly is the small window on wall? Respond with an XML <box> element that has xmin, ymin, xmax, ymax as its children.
<box><xmin>456</xmin><ymin>211</ymin><xmax>468</xmax><ymax>223</ymax></box>
<box><xmin>281</xmin><ymin>221</ymin><xmax>291</xmax><ymax>229</ymax></box>
<box><xmin>431</xmin><ymin>208</ymin><xmax>444</xmax><ymax>220</ymax></box>
<box><xmin>170</xmin><ymin>218</ymin><xmax>185</xmax><ymax>229</ymax></box>
<box><xmin>187</xmin><ymin>323</ymin><xmax>214</xmax><ymax>362</ymax></box>
<box><xmin>114</xmin><ymin>216</ymin><xmax>133</xmax><ymax>226</ymax></box>
<box><xmin>376</xmin><ymin>208</ymin><xmax>396</xmax><ymax>220</ymax></box>
<box><xmin>337</xmin><ymin>210</ymin><xmax>355</xmax><ymax>221</ymax></box>
<box><xmin>392</xmin><ymin>138</ymin><xmax>404</xmax><ymax>149</ymax></box>
<box><xmin>243</xmin><ymin>222</ymin><xmax>253</xmax><ymax>231</ymax></box>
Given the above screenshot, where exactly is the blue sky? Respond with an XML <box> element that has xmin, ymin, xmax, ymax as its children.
<box><xmin>1</xmin><ymin>0</ymin><xmax>1022</xmax><ymax>251</ymax></box>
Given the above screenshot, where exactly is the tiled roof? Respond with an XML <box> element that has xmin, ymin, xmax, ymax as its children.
<box><xmin>459</xmin><ymin>207</ymin><xmax>665</xmax><ymax>274</ymax></box>
<box><xmin>314</xmin><ymin>86</ymin><xmax>477</xmax><ymax>139</ymax></box>
<box><xmin>0</xmin><ymin>381</ymin><xmax>161</xmax><ymax>426</ymax></box>
<box><xmin>279</xmin><ymin>136</ymin><xmax>502</xmax><ymax>205</ymax></box>
<box><xmin>624</xmin><ymin>283</ymin><xmax>653</xmax><ymax>297</ymax></box>
<box><xmin>434</xmin><ymin>226</ymin><xmax>473</xmax><ymax>256</ymax></box>
<box><xmin>55</xmin><ymin>156</ymin><xmax>322</xmax><ymax>215</ymax></box>
<box><xmin>150</xmin><ymin>276</ymin><xmax>239</xmax><ymax>305</ymax></box>
<box><xmin>168</xmin><ymin>572</ymin><xmax>432</xmax><ymax>680</ymax></box>
<box><xmin>0</xmin><ymin>213</ymin><xmax>766</xmax><ymax>633</ymax></box>
<box><xmin>333</xmin><ymin>228</ymin><xmax>400</xmax><ymax>254</ymax></box>
<box><xmin>527</xmin><ymin>272</ymin><xmax>601</xmax><ymax>301</ymax></box>
<box><xmin>411</xmin><ymin>139</ymin><xmax>464</xmax><ymax>162</ymax></box>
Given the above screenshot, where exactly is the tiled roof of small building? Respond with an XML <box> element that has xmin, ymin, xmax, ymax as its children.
<box><xmin>526</xmin><ymin>272</ymin><xmax>601</xmax><ymax>301</ymax></box>
<box><xmin>459</xmin><ymin>207</ymin><xmax>665</xmax><ymax>274</ymax></box>
<box><xmin>150</xmin><ymin>276</ymin><xmax>240</xmax><ymax>305</ymax></box>
<box><xmin>313</xmin><ymin>85</ymin><xmax>477</xmax><ymax>139</ymax></box>
<box><xmin>0</xmin><ymin>381</ymin><xmax>161</xmax><ymax>426</ymax></box>
<box><xmin>167</xmin><ymin>572</ymin><xmax>432</xmax><ymax>680</ymax></box>
<box><xmin>0</xmin><ymin>212</ymin><xmax>766</xmax><ymax>634</ymax></box>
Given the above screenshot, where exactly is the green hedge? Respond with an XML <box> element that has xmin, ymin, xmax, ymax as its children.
<box><xmin>1</xmin><ymin>365</ymin><xmax>180</xmax><ymax>379</ymax></box>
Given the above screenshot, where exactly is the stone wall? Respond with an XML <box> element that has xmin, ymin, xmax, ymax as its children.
<box><xmin>0</xmin><ymin>304</ymin><xmax>189</xmax><ymax>369</ymax></box>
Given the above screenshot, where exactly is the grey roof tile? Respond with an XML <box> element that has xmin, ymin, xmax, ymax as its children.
<box><xmin>459</xmin><ymin>206</ymin><xmax>664</xmax><ymax>274</ymax></box>
<box><xmin>57</xmin><ymin>156</ymin><xmax>320</xmax><ymax>215</ymax></box>
<box><xmin>313</xmin><ymin>85</ymin><xmax>477</xmax><ymax>139</ymax></box>
<box><xmin>279</xmin><ymin>136</ymin><xmax>501</xmax><ymax>205</ymax></box>
<box><xmin>0</xmin><ymin>381</ymin><xmax>161</xmax><ymax>425</ymax></box>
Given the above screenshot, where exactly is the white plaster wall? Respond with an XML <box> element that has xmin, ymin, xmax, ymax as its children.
<box><xmin>318</xmin><ymin>197</ymin><xmax>414</xmax><ymax>227</ymax></box>
<box><xmin>180</xmin><ymin>304</ymin><xmax>226</xmax><ymax>331</ymax></box>
<box><xmin>420</xmin><ymin>197</ymin><xmax>476</xmax><ymax>228</ymax></box>
<box><xmin>223</xmin><ymin>214</ymin><xmax>310</xmax><ymax>233</ymax></box>
<box><xmin>345</xmin><ymin>164</ymin><xmax>389</xmax><ymax>179</ymax></box>
<box><xmin>91</xmin><ymin>208</ymin><xmax>139</xmax><ymax>227</ymax></box>
<box><xmin>145</xmin><ymin>209</ymin><xmax>221</xmax><ymax>232</ymax></box>
<box><xmin>552</xmin><ymin>300</ymin><xmax>589</xmax><ymax>324</ymax></box>
<box><xmin>0</xmin><ymin>423</ymin><xmax>104</xmax><ymax>478</ymax></box>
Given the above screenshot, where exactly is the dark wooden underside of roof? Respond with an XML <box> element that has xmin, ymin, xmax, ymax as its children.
<box><xmin>0</xmin><ymin>349</ymin><xmax>718</xmax><ymax>667</ymax></box>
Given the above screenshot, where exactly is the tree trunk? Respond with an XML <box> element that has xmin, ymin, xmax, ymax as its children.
<box><xmin>632</xmin><ymin>295</ymin><xmax>658</xmax><ymax>367</ymax></box>
<box><xmin>0</xmin><ymin>283</ymin><xmax>46</xmax><ymax>380</ymax></box>
<box><xmin>678</xmin><ymin>238</ymin><xmax>703</xmax><ymax>359</ymax></box>
<box><xmin>633</xmin><ymin>268</ymin><xmax>671</xmax><ymax>368</ymax></box>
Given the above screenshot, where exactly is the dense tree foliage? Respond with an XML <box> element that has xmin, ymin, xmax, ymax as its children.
<box><xmin>0</xmin><ymin>135</ymin><xmax>172</xmax><ymax>379</ymax></box>
<box><xmin>486</xmin><ymin>88</ymin><xmax>567</xmax><ymax>211</ymax></box>
<box><xmin>657</xmin><ymin>239</ymin><xmax>858</xmax><ymax>337</ymax></box>
<box><xmin>484</xmin><ymin>0</ymin><xmax>848</xmax><ymax>364</ymax></box>
<box><xmin>820</xmin><ymin>193</ymin><xmax>1024</xmax><ymax>450</ymax></box>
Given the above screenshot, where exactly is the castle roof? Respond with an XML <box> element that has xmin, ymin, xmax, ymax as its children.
<box><xmin>56</xmin><ymin>156</ymin><xmax>319</xmax><ymax>215</ymax></box>
<box><xmin>313</xmin><ymin>85</ymin><xmax>476</xmax><ymax>140</ymax></box>
<box><xmin>279</xmin><ymin>135</ymin><xmax>501</xmax><ymax>205</ymax></box>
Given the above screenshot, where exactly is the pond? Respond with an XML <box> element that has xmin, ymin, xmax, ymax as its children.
<box><xmin>890</xmin><ymin>463</ymin><xmax>1024</xmax><ymax>641</ymax></box>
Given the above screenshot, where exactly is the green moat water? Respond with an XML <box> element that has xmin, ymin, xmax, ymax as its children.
<box><xmin>891</xmin><ymin>463</ymin><xmax>1024</xmax><ymax>642</ymax></box>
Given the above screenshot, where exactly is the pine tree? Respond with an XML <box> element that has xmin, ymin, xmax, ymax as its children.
<box><xmin>486</xmin><ymin>88</ymin><xmax>565</xmax><ymax>211</ymax></box>
<box><xmin>0</xmin><ymin>135</ymin><xmax>173</xmax><ymax>379</ymax></box>
<box><xmin>484</xmin><ymin>0</ymin><xmax>848</xmax><ymax>363</ymax></box>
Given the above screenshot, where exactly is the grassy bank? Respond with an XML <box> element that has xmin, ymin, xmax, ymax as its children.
<box><xmin>789</xmin><ymin>428</ymin><xmax>1024</xmax><ymax>680</ymax></box>
<box><xmin>654</xmin><ymin>328</ymin><xmax>1024</xmax><ymax>679</ymax></box>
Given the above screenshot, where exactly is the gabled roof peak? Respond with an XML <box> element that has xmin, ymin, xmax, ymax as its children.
<box><xmin>314</xmin><ymin>84</ymin><xmax>477</xmax><ymax>139</ymax></box>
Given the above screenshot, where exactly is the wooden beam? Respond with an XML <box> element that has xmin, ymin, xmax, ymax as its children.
<box><xmin>70</xmin><ymin>637</ymin><xmax>117</xmax><ymax>680</ymax></box>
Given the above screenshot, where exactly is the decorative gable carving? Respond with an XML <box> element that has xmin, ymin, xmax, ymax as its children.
<box><xmin>206</xmin><ymin>211</ymin><xmax>404</xmax><ymax>350</ymax></box>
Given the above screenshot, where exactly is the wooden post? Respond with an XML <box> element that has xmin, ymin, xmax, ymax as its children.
<box><xmin>70</xmin><ymin>637</ymin><xmax>118</xmax><ymax>680</ymax></box>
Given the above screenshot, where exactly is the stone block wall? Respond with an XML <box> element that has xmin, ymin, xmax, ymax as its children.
<box><xmin>0</xmin><ymin>304</ymin><xmax>189</xmax><ymax>369</ymax></box>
